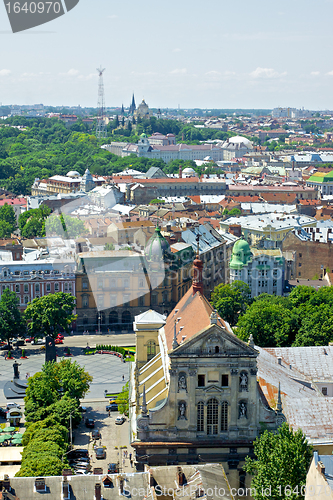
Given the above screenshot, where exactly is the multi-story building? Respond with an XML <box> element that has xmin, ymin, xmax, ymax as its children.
<box><xmin>229</xmin><ymin>240</ymin><xmax>284</xmax><ymax>297</ymax></box>
<box><xmin>220</xmin><ymin>213</ymin><xmax>317</xmax><ymax>246</ymax></box>
<box><xmin>75</xmin><ymin>227</ymin><xmax>194</xmax><ymax>332</ymax></box>
<box><xmin>306</xmin><ymin>170</ymin><xmax>333</xmax><ymax>196</ymax></box>
<box><xmin>0</xmin><ymin>258</ymin><xmax>76</xmax><ymax>310</ymax></box>
<box><xmin>31</xmin><ymin>170</ymin><xmax>105</xmax><ymax>197</ymax></box>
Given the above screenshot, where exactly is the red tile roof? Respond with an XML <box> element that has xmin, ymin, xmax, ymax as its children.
<box><xmin>164</xmin><ymin>288</ymin><xmax>227</xmax><ymax>350</ymax></box>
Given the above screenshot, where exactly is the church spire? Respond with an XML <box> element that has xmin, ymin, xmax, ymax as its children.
<box><xmin>277</xmin><ymin>382</ymin><xmax>282</xmax><ymax>413</ymax></box>
<box><xmin>192</xmin><ymin>233</ymin><xmax>204</xmax><ymax>295</ymax></box>
<box><xmin>141</xmin><ymin>385</ymin><xmax>148</xmax><ymax>416</ymax></box>
<box><xmin>129</xmin><ymin>93</ymin><xmax>136</xmax><ymax>114</ymax></box>
<box><xmin>172</xmin><ymin>319</ymin><xmax>179</xmax><ymax>350</ymax></box>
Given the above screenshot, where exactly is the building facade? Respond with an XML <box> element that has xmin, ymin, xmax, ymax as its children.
<box><xmin>229</xmin><ymin>240</ymin><xmax>284</xmax><ymax>297</ymax></box>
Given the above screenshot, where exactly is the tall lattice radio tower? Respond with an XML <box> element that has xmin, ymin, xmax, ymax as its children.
<box><xmin>96</xmin><ymin>66</ymin><xmax>107</xmax><ymax>139</ymax></box>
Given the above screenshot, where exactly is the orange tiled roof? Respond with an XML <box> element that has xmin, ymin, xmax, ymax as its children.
<box><xmin>164</xmin><ymin>288</ymin><xmax>227</xmax><ymax>350</ymax></box>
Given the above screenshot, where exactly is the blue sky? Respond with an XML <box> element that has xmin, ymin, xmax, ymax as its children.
<box><xmin>0</xmin><ymin>0</ymin><xmax>333</xmax><ymax>109</ymax></box>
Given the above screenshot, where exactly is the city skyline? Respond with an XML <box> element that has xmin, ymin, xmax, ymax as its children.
<box><xmin>0</xmin><ymin>0</ymin><xmax>333</xmax><ymax>109</ymax></box>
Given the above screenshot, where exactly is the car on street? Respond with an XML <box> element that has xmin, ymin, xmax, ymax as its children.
<box><xmin>6</xmin><ymin>403</ymin><xmax>21</xmax><ymax>410</ymax></box>
<box><xmin>32</xmin><ymin>338</ymin><xmax>45</xmax><ymax>345</ymax></box>
<box><xmin>67</xmin><ymin>449</ymin><xmax>89</xmax><ymax>460</ymax></box>
<box><xmin>115</xmin><ymin>416</ymin><xmax>126</xmax><ymax>425</ymax></box>
<box><xmin>108</xmin><ymin>463</ymin><xmax>119</xmax><ymax>474</ymax></box>
<box><xmin>106</xmin><ymin>403</ymin><xmax>118</xmax><ymax>412</ymax></box>
<box><xmin>0</xmin><ymin>408</ymin><xmax>8</xmax><ymax>418</ymax></box>
<box><xmin>25</xmin><ymin>337</ymin><xmax>34</xmax><ymax>343</ymax></box>
<box><xmin>0</xmin><ymin>344</ymin><xmax>10</xmax><ymax>350</ymax></box>
<box><xmin>95</xmin><ymin>447</ymin><xmax>106</xmax><ymax>459</ymax></box>
<box><xmin>13</xmin><ymin>339</ymin><xmax>25</xmax><ymax>347</ymax></box>
<box><xmin>54</xmin><ymin>339</ymin><xmax>63</xmax><ymax>344</ymax></box>
<box><xmin>57</xmin><ymin>334</ymin><xmax>64</xmax><ymax>340</ymax></box>
<box><xmin>85</xmin><ymin>418</ymin><xmax>95</xmax><ymax>428</ymax></box>
<box><xmin>91</xmin><ymin>429</ymin><xmax>101</xmax><ymax>440</ymax></box>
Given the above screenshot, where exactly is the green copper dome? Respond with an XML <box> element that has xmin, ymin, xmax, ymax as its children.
<box><xmin>230</xmin><ymin>239</ymin><xmax>252</xmax><ymax>269</ymax></box>
<box><xmin>145</xmin><ymin>226</ymin><xmax>170</xmax><ymax>262</ymax></box>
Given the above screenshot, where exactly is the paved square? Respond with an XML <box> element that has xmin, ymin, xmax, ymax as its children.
<box><xmin>0</xmin><ymin>352</ymin><xmax>129</xmax><ymax>406</ymax></box>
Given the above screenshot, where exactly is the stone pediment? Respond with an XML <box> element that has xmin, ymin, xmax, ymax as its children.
<box><xmin>170</xmin><ymin>324</ymin><xmax>258</xmax><ymax>358</ymax></box>
<box><xmin>204</xmin><ymin>385</ymin><xmax>224</xmax><ymax>393</ymax></box>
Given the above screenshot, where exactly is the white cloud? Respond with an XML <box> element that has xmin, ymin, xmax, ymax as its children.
<box><xmin>172</xmin><ymin>48</ymin><xmax>181</xmax><ymax>53</ymax></box>
<box><xmin>327</xmin><ymin>70</ymin><xmax>333</xmax><ymax>76</ymax></box>
<box><xmin>66</xmin><ymin>69</ymin><xmax>79</xmax><ymax>76</ymax></box>
<box><xmin>205</xmin><ymin>70</ymin><xmax>221</xmax><ymax>76</ymax></box>
<box><xmin>170</xmin><ymin>68</ymin><xmax>187</xmax><ymax>75</ymax></box>
<box><xmin>311</xmin><ymin>71</ymin><xmax>320</xmax><ymax>76</ymax></box>
<box><xmin>250</xmin><ymin>67</ymin><xmax>287</xmax><ymax>79</ymax></box>
<box><xmin>0</xmin><ymin>69</ymin><xmax>11</xmax><ymax>76</ymax></box>
<box><xmin>108</xmin><ymin>14</ymin><xmax>118</xmax><ymax>19</ymax></box>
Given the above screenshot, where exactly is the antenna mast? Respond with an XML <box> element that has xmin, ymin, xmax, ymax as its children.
<box><xmin>96</xmin><ymin>66</ymin><xmax>107</xmax><ymax>139</ymax></box>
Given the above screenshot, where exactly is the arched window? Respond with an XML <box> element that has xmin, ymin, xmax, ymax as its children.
<box><xmin>122</xmin><ymin>310</ymin><xmax>131</xmax><ymax>325</ymax></box>
<box><xmin>109</xmin><ymin>310</ymin><xmax>118</xmax><ymax>325</ymax></box>
<box><xmin>221</xmin><ymin>401</ymin><xmax>228</xmax><ymax>431</ymax></box>
<box><xmin>215</xmin><ymin>346</ymin><xmax>220</xmax><ymax>354</ymax></box>
<box><xmin>197</xmin><ymin>402</ymin><xmax>204</xmax><ymax>432</ymax></box>
<box><xmin>147</xmin><ymin>340</ymin><xmax>156</xmax><ymax>360</ymax></box>
<box><xmin>82</xmin><ymin>294</ymin><xmax>89</xmax><ymax>308</ymax></box>
<box><xmin>83</xmin><ymin>315</ymin><xmax>88</xmax><ymax>325</ymax></box>
<box><xmin>207</xmin><ymin>398</ymin><xmax>218</xmax><ymax>435</ymax></box>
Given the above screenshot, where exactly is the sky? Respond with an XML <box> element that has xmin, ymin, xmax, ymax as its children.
<box><xmin>0</xmin><ymin>0</ymin><xmax>333</xmax><ymax>109</ymax></box>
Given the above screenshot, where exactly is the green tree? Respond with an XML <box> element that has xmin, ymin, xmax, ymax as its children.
<box><xmin>45</xmin><ymin>214</ymin><xmax>87</xmax><ymax>238</ymax></box>
<box><xmin>24</xmin><ymin>292</ymin><xmax>77</xmax><ymax>339</ymax></box>
<box><xmin>236</xmin><ymin>296</ymin><xmax>295</xmax><ymax>347</ymax></box>
<box><xmin>245</xmin><ymin>423</ymin><xmax>312</xmax><ymax>500</ymax></box>
<box><xmin>0</xmin><ymin>203</ymin><xmax>17</xmax><ymax>235</ymax></box>
<box><xmin>18</xmin><ymin>205</ymin><xmax>51</xmax><ymax>238</ymax></box>
<box><xmin>104</xmin><ymin>242</ymin><xmax>115</xmax><ymax>250</ymax></box>
<box><xmin>211</xmin><ymin>281</ymin><xmax>251</xmax><ymax>326</ymax></box>
<box><xmin>117</xmin><ymin>382</ymin><xmax>129</xmax><ymax>417</ymax></box>
<box><xmin>0</xmin><ymin>288</ymin><xmax>24</xmax><ymax>346</ymax></box>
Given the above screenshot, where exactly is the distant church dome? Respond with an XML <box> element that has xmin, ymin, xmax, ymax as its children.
<box><xmin>230</xmin><ymin>239</ymin><xmax>253</xmax><ymax>269</ymax></box>
<box><xmin>66</xmin><ymin>171</ymin><xmax>80</xmax><ymax>178</ymax></box>
<box><xmin>145</xmin><ymin>226</ymin><xmax>170</xmax><ymax>262</ymax></box>
<box><xmin>228</xmin><ymin>136</ymin><xmax>253</xmax><ymax>148</ymax></box>
<box><xmin>183</xmin><ymin>167</ymin><xmax>196</xmax><ymax>175</ymax></box>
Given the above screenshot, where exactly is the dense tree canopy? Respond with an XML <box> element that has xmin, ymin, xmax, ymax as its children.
<box><xmin>44</xmin><ymin>214</ymin><xmax>87</xmax><ymax>238</ymax></box>
<box><xmin>0</xmin><ymin>203</ymin><xmax>17</xmax><ymax>237</ymax></box>
<box><xmin>18</xmin><ymin>205</ymin><xmax>51</xmax><ymax>238</ymax></box>
<box><xmin>0</xmin><ymin>288</ymin><xmax>25</xmax><ymax>346</ymax></box>
<box><xmin>24</xmin><ymin>292</ymin><xmax>77</xmax><ymax>339</ymax></box>
<box><xmin>232</xmin><ymin>284</ymin><xmax>333</xmax><ymax>347</ymax></box>
<box><xmin>211</xmin><ymin>281</ymin><xmax>252</xmax><ymax>326</ymax></box>
<box><xmin>245</xmin><ymin>423</ymin><xmax>312</xmax><ymax>500</ymax></box>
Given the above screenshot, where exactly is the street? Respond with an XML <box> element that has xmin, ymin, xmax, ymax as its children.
<box><xmin>73</xmin><ymin>402</ymin><xmax>134</xmax><ymax>474</ymax></box>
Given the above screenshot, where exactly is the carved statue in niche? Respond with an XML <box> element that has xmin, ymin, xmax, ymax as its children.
<box><xmin>238</xmin><ymin>401</ymin><xmax>247</xmax><ymax>419</ymax></box>
<box><xmin>239</xmin><ymin>371</ymin><xmax>248</xmax><ymax>392</ymax></box>
<box><xmin>178</xmin><ymin>373</ymin><xmax>187</xmax><ymax>392</ymax></box>
<box><xmin>178</xmin><ymin>401</ymin><xmax>187</xmax><ymax>420</ymax></box>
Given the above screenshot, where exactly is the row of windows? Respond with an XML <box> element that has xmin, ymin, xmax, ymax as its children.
<box><xmin>2</xmin><ymin>282</ymin><xmax>72</xmax><ymax>294</ymax></box>
<box><xmin>198</xmin><ymin>374</ymin><xmax>229</xmax><ymax>387</ymax></box>
<box><xmin>2</xmin><ymin>269</ymin><xmax>63</xmax><ymax>277</ymax></box>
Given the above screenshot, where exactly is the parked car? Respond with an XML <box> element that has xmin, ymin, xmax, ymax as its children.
<box><xmin>95</xmin><ymin>447</ymin><xmax>106</xmax><ymax>459</ymax></box>
<box><xmin>67</xmin><ymin>449</ymin><xmax>89</xmax><ymax>460</ymax></box>
<box><xmin>54</xmin><ymin>339</ymin><xmax>63</xmax><ymax>344</ymax></box>
<box><xmin>71</xmin><ymin>462</ymin><xmax>91</xmax><ymax>470</ymax></box>
<box><xmin>25</xmin><ymin>337</ymin><xmax>34</xmax><ymax>343</ymax></box>
<box><xmin>115</xmin><ymin>416</ymin><xmax>126</xmax><ymax>425</ymax></box>
<box><xmin>108</xmin><ymin>463</ymin><xmax>119</xmax><ymax>474</ymax></box>
<box><xmin>106</xmin><ymin>403</ymin><xmax>118</xmax><ymax>412</ymax></box>
<box><xmin>69</xmin><ymin>456</ymin><xmax>90</xmax><ymax>464</ymax></box>
<box><xmin>13</xmin><ymin>339</ymin><xmax>25</xmax><ymax>347</ymax></box>
<box><xmin>0</xmin><ymin>408</ymin><xmax>8</xmax><ymax>418</ymax></box>
<box><xmin>91</xmin><ymin>429</ymin><xmax>101</xmax><ymax>440</ymax></box>
<box><xmin>6</xmin><ymin>402</ymin><xmax>21</xmax><ymax>410</ymax></box>
<box><xmin>85</xmin><ymin>418</ymin><xmax>95</xmax><ymax>428</ymax></box>
<box><xmin>32</xmin><ymin>338</ymin><xmax>45</xmax><ymax>345</ymax></box>
<box><xmin>57</xmin><ymin>334</ymin><xmax>64</xmax><ymax>340</ymax></box>
<box><xmin>0</xmin><ymin>344</ymin><xmax>10</xmax><ymax>350</ymax></box>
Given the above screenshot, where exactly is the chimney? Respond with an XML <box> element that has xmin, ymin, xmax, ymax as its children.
<box><xmin>317</xmin><ymin>462</ymin><xmax>325</xmax><ymax>475</ymax></box>
<box><xmin>229</xmin><ymin>224</ymin><xmax>242</xmax><ymax>237</ymax></box>
<box><xmin>277</xmin><ymin>357</ymin><xmax>282</xmax><ymax>365</ymax></box>
<box><xmin>95</xmin><ymin>483</ymin><xmax>102</xmax><ymax>500</ymax></box>
<box><xmin>179</xmin><ymin>165</ymin><xmax>183</xmax><ymax>179</ymax></box>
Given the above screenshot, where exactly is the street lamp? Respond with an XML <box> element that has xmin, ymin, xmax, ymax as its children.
<box><xmin>98</xmin><ymin>312</ymin><xmax>101</xmax><ymax>334</ymax></box>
